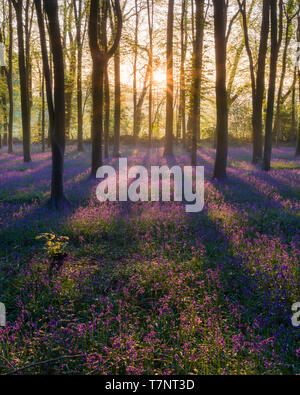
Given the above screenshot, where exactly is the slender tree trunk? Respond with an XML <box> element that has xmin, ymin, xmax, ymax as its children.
<box><xmin>65</xmin><ymin>43</ymin><xmax>76</xmax><ymax>140</ymax></box>
<box><xmin>44</xmin><ymin>0</ymin><xmax>68</xmax><ymax>208</ymax></box>
<box><xmin>274</xmin><ymin>11</ymin><xmax>292</xmax><ymax>147</ymax></box>
<box><xmin>147</xmin><ymin>0</ymin><xmax>154</xmax><ymax>146</ymax></box>
<box><xmin>34</xmin><ymin>0</ymin><xmax>54</xmax><ymax>147</ymax></box>
<box><xmin>179</xmin><ymin>0</ymin><xmax>187</xmax><ymax>148</ymax></box>
<box><xmin>89</xmin><ymin>0</ymin><xmax>122</xmax><ymax>174</ymax></box>
<box><xmin>290</xmin><ymin>67</ymin><xmax>297</xmax><ymax>141</ymax></box>
<box><xmin>12</xmin><ymin>0</ymin><xmax>31</xmax><ymax>162</ymax></box>
<box><xmin>24</xmin><ymin>0</ymin><xmax>32</xmax><ymax>142</ymax></box>
<box><xmin>253</xmin><ymin>0</ymin><xmax>270</xmax><ymax>163</ymax></box>
<box><xmin>41</xmin><ymin>75</ymin><xmax>45</xmax><ymax>152</ymax></box>
<box><xmin>212</xmin><ymin>0</ymin><xmax>228</xmax><ymax>179</ymax></box>
<box><xmin>113</xmin><ymin>46</ymin><xmax>121</xmax><ymax>157</ymax></box>
<box><xmin>296</xmin><ymin>14</ymin><xmax>300</xmax><ymax>156</ymax></box>
<box><xmin>164</xmin><ymin>0</ymin><xmax>174</xmax><ymax>156</ymax></box>
<box><xmin>74</xmin><ymin>0</ymin><xmax>84</xmax><ymax>151</ymax></box>
<box><xmin>191</xmin><ymin>0</ymin><xmax>204</xmax><ymax>166</ymax></box>
<box><xmin>0</xmin><ymin>93</ymin><xmax>8</xmax><ymax>147</ymax></box>
<box><xmin>133</xmin><ymin>61</ymin><xmax>151</xmax><ymax>139</ymax></box>
<box><xmin>77</xmin><ymin>42</ymin><xmax>83</xmax><ymax>150</ymax></box>
<box><xmin>0</xmin><ymin>33</ymin><xmax>8</xmax><ymax>147</ymax></box>
<box><xmin>104</xmin><ymin>66</ymin><xmax>110</xmax><ymax>159</ymax></box>
<box><xmin>133</xmin><ymin>0</ymin><xmax>138</xmax><ymax>141</ymax></box>
<box><xmin>8</xmin><ymin>0</ymin><xmax>13</xmax><ymax>153</ymax></box>
<box><xmin>91</xmin><ymin>61</ymin><xmax>104</xmax><ymax>177</ymax></box>
<box><xmin>263</xmin><ymin>0</ymin><xmax>282</xmax><ymax>171</ymax></box>
<box><xmin>239</xmin><ymin>0</ymin><xmax>270</xmax><ymax>164</ymax></box>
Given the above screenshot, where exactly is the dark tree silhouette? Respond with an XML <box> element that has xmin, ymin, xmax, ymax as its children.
<box><xmin>273</xmin><ymin>1</ymin><xmax>296</xmax><ymax>146</ymax></box>
<box><xmin>113</xmin><ymin>45</ymin><xmax>121</xmax><ymax>157</ymax></box>
<box><xmin>178</xmin><ymin>0</ymin><xmax>187</xmax><ymax>148</ymax></box>
<box><xmin>73</xmin><ymin>0</ymin><xmax>85</xmax><ymax>152</ymax></box>
<box><xmin>44</xmin><ymin>0</ymin><xmax>68</xmax><ymax>209</ymax></box>
<box><xmin>238</xmin><ymin>0</ymin><xmax>270</xmax><ymax>164</ymax></box>
<box><xmin>296</xmin><ymin>11</ymin><xmax>300</xmax><ymax>156</ymax></box>
<box><xmin>7</xmin><ymin>0</ymin><xmax>13</xmax><ymax>153</ymax></box>
<box><xmin>164</xmin><ymin>0</ymin><xmax>174</xmax><ymax>156</ymax></box>
<box><xmin>263</xmin><ymin>0</ymin><xmax>283</xmax><ymax>171</ymax></box>
<box><xmin>191</xmin><ymin>0</ymin><xmax>204</xmax><ymax>166</ymax></box>
<box><xmin>212</xmin><ymin>0</ymin><xmax>228</xmax><ymax>179</ymax></box>
<box><xmin>34</xmin><ymin>0</ymin><xmax>54</xmax><ymax>144</ymax></box>
<box><xmin>89</xmin><ymin>0</ymin><xmax>122</xmax><ymax>177</ymax></box>
<box><xmin>147</xmin><ymin>0</ymin><xmax>154</xmax><ymax>145</ymax></box>
<box><xmin>12</xmin><ymin>0</ymin><xmax>31</xmax><ymax>162</ymax></box>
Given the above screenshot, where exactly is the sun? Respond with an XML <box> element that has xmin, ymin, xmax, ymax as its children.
<box><xmin>153</xmin><ymin>67</ymin><xmax>166</xmax><ymax>85</ymax></box>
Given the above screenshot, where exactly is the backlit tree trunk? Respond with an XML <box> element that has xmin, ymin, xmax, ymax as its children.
<box><xmin>212</xmin><ymin>0</ymin><xmax>228</xmax><ymax>179</ymax></box>
<box><xmin>89</xmin><ymin>0</ymin><xmax>122</xmax><ymax>176</ymax></box>
<box><xmin>44</xmin><ymin>0</ymin><xmax>68</xmax><ymax>208</ymax></box>
<box><xmin>164</xmin><ymin>0</ymin><xmax>174</xmax><ymax>156</ymax></box>
<box><xmin>191</xmin><ymin>0</ymin><xmax>204</xmax><ymax>166</ymax></box>
<box><xmin>7</xmin><ymin>0</ymin><xmax>13</xmax><ymax>153</ymax></box>
<box><xmin>12</xmin><ymin>0</ymin><xmax>31</xmax><ymax>162</ymax></box>
<box><xmin>263</xmin><ymin>0</ymin><xmax>282</xmax><ymax>171</ymax></box>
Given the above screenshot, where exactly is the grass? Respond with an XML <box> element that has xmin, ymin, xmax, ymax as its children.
<box><xmin>0</xmin><ymin>144</ymin><xmax>299</xmax><ymax>375</ymax></box>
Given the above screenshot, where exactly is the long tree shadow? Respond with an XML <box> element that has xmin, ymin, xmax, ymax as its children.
<box><xmin>185</xmin><ymin>206</ymin><xmax>299</xmax><ymax>372</ymax></box>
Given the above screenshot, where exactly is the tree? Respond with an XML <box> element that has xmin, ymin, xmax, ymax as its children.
<box><xmin>238</xmin><ymin>0</ymin><xmax>270</xmax><ymax>164</ymax></box>
<box><xmin>295</xmin><ymin>10</ymin><xmax>300</xmax><ymax>156</ymax></box>
<box><xmin>0</xmin><ymin>30</ymin><xmax>8</xmax><ymax>148</ymax></box>
<box><xmin>112</xmin><ymin>0</ymin><xmax>127</xmax><ymax>157</ymax></box>
<box><xmin>113</xmin><ymin>45</ymin><xmax>121</xmax><ymax>157</ymax></box>
<box><xmin>212</xmin><ymin>0</ymin><xmax>228</xmax><ymax>179</ymax></box>
<box><xmin>63</xmin><ymin>1</ymin><xmax>76</xmax><ymax>141</ymax></box>
<box><xmin>73</xmin><ymin>0</ymin><xmax>86</xmax><ymax>152</ymax></box>
<box><xmin>44</xmin><ymin>0</ymin><xmax>68</xmax><ymax>208</ymax></box>
<box><xmin>89</xmin><ymin>0</ymin><xmax>122</xmax><ymax>177</ymax></box>
<box><xmin>263</xmin><ymin>0</ymin><xmax>283</xmax><ymax>171</ymax></box>
<box><xmin>164</xmin><ymin>0</ymin><xmax>175</xmax><ymax>156</ymax></box>
<box><xmin>7</xmin><ymin>0</ymin><xmax>13</xmax><ymax>153</ymax></box>
<box><xmin>133</xmin><ymin>0</ymin><xmax>139</xmax><ymax>140</ymax></box>
<box><xmin>147</xmin><ymin>0</ymin><xmax>154</xmax><ymax>145</ymax></box>
<box><xmin>12</xmin><ymin>0</ymin><xmax>31</xmax><ymax>162</ymax></box>
<box><xmin>178</xmin><ymin>0</ymin><xmax>188</xmax><ymax>148</ymax></box>
<box><xmin>273</xmin><ymin>0</ymin><xmax>297</xmax><ymax>146</ymax></box>
<box><xmin>191</xmin><ymin>0</ymin><xmax>205</xmax><ymax>166</ymax></box>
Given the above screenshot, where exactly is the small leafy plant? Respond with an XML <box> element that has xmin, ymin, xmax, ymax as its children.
<box><xmin>36</xmin><ymin>233</ymin><xmax>69</xmax><ymax>262</ymax></box>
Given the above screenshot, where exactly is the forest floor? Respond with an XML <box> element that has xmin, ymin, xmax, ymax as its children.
<box><xmin>0</xmin><ymin>144</ymin><xmax>299</xmax><ymax>374</ymax></box>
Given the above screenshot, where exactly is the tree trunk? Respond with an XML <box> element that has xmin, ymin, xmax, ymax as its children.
<box><xmin>7</xmin><ymin>0</ymin><xmax>13</xmax><ymax>153</ymax></box>
<box><xmin>263</xmin><ymin>0</ymin><xmax>282</xmax><ymax>171</ymax></box>
<box><xmin>41</xmin><ymin>75</ymin><xmax>45</xmax><ymax>152</ymax></box>
<box><xmin>253</xmin><ymin>0</ymin><xmax>270</xmax><ymax>163</ymax></box>
<box><xmin>89</xmin><ymin>0</ymin><xmax>122</xmax><ymax>174</ymax></box>
<box><xmin>74</xmin><ymin>0</ymin><xmax>84</xmax><ymax>151</ymax></box>
<box><xmin>77</xmin><ymin>42</ymin><xmax>83</xmax><ymax>151</ymax></box>
<box><xmin>296</xmin><ymin>13</ymin><xmax>300</xmax><ymax>156</ymax></box>
<box><xmin>191</xmin><ymin>0</ymin><xmax>204</xmax><ymax>166</ymax></box>
<box><xmin>12</xmin><ymin>0</ymin><xmax>31</xmax><ymax>162</ymax></box>
<box><xmin>212</xmin><ymin>0</ymin><xmax>228</xmax><ymax>179</ymax></box>
<box><xmin>179</xmin><ymin>0</ymin><xmax>187</xmax><ymax>148</ymax></box>
<box><xmin>274</xmin><ymin>8</ymin><xmax>293</xmax><ymax>147</ymax></box>
<box><xmin>147</xmin><ymin>0</ymin><xmax>154</xmax><ymax>146</ymax></box>
<box><xmin>239</xmin><ymin>0</ymin><xmax>270</xmax><ymax>164</ymax></box>
<box><xmin>91</xmin><ymin>60</ymin><xmax>104</xmax><ymax>177</ymax></box>
<box><xmin>113</xmin><ymin>46</ymin><xmax>121</xmax><ymax>157</ymax></box>
<box><xmin>133</xmin><ymin>0</ymin><xmax>138</xmax><ymax>141</ymax></box>
<box><xmin>164</xmin><ymin>0</ymin><xmax>174</xmax><ymax>156</ymax></box>
<box><xmin>34</xmin><ymin>0</ymin><xmax>54</xmax><ymax>147</ymax></box>
<box><xmin>104</xmin><ymin>65</ymin><xmax>110</xmax><ymax>159</ymax></box>
<box><xmin>290</xmin><ymin>68</ymin><xmax>297</xmax><ymax>141</ymax></box>
<box><xmin>44</xmin><ymin>0</ymin><xmax>68</xmax><ymax>209</ymax></box>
